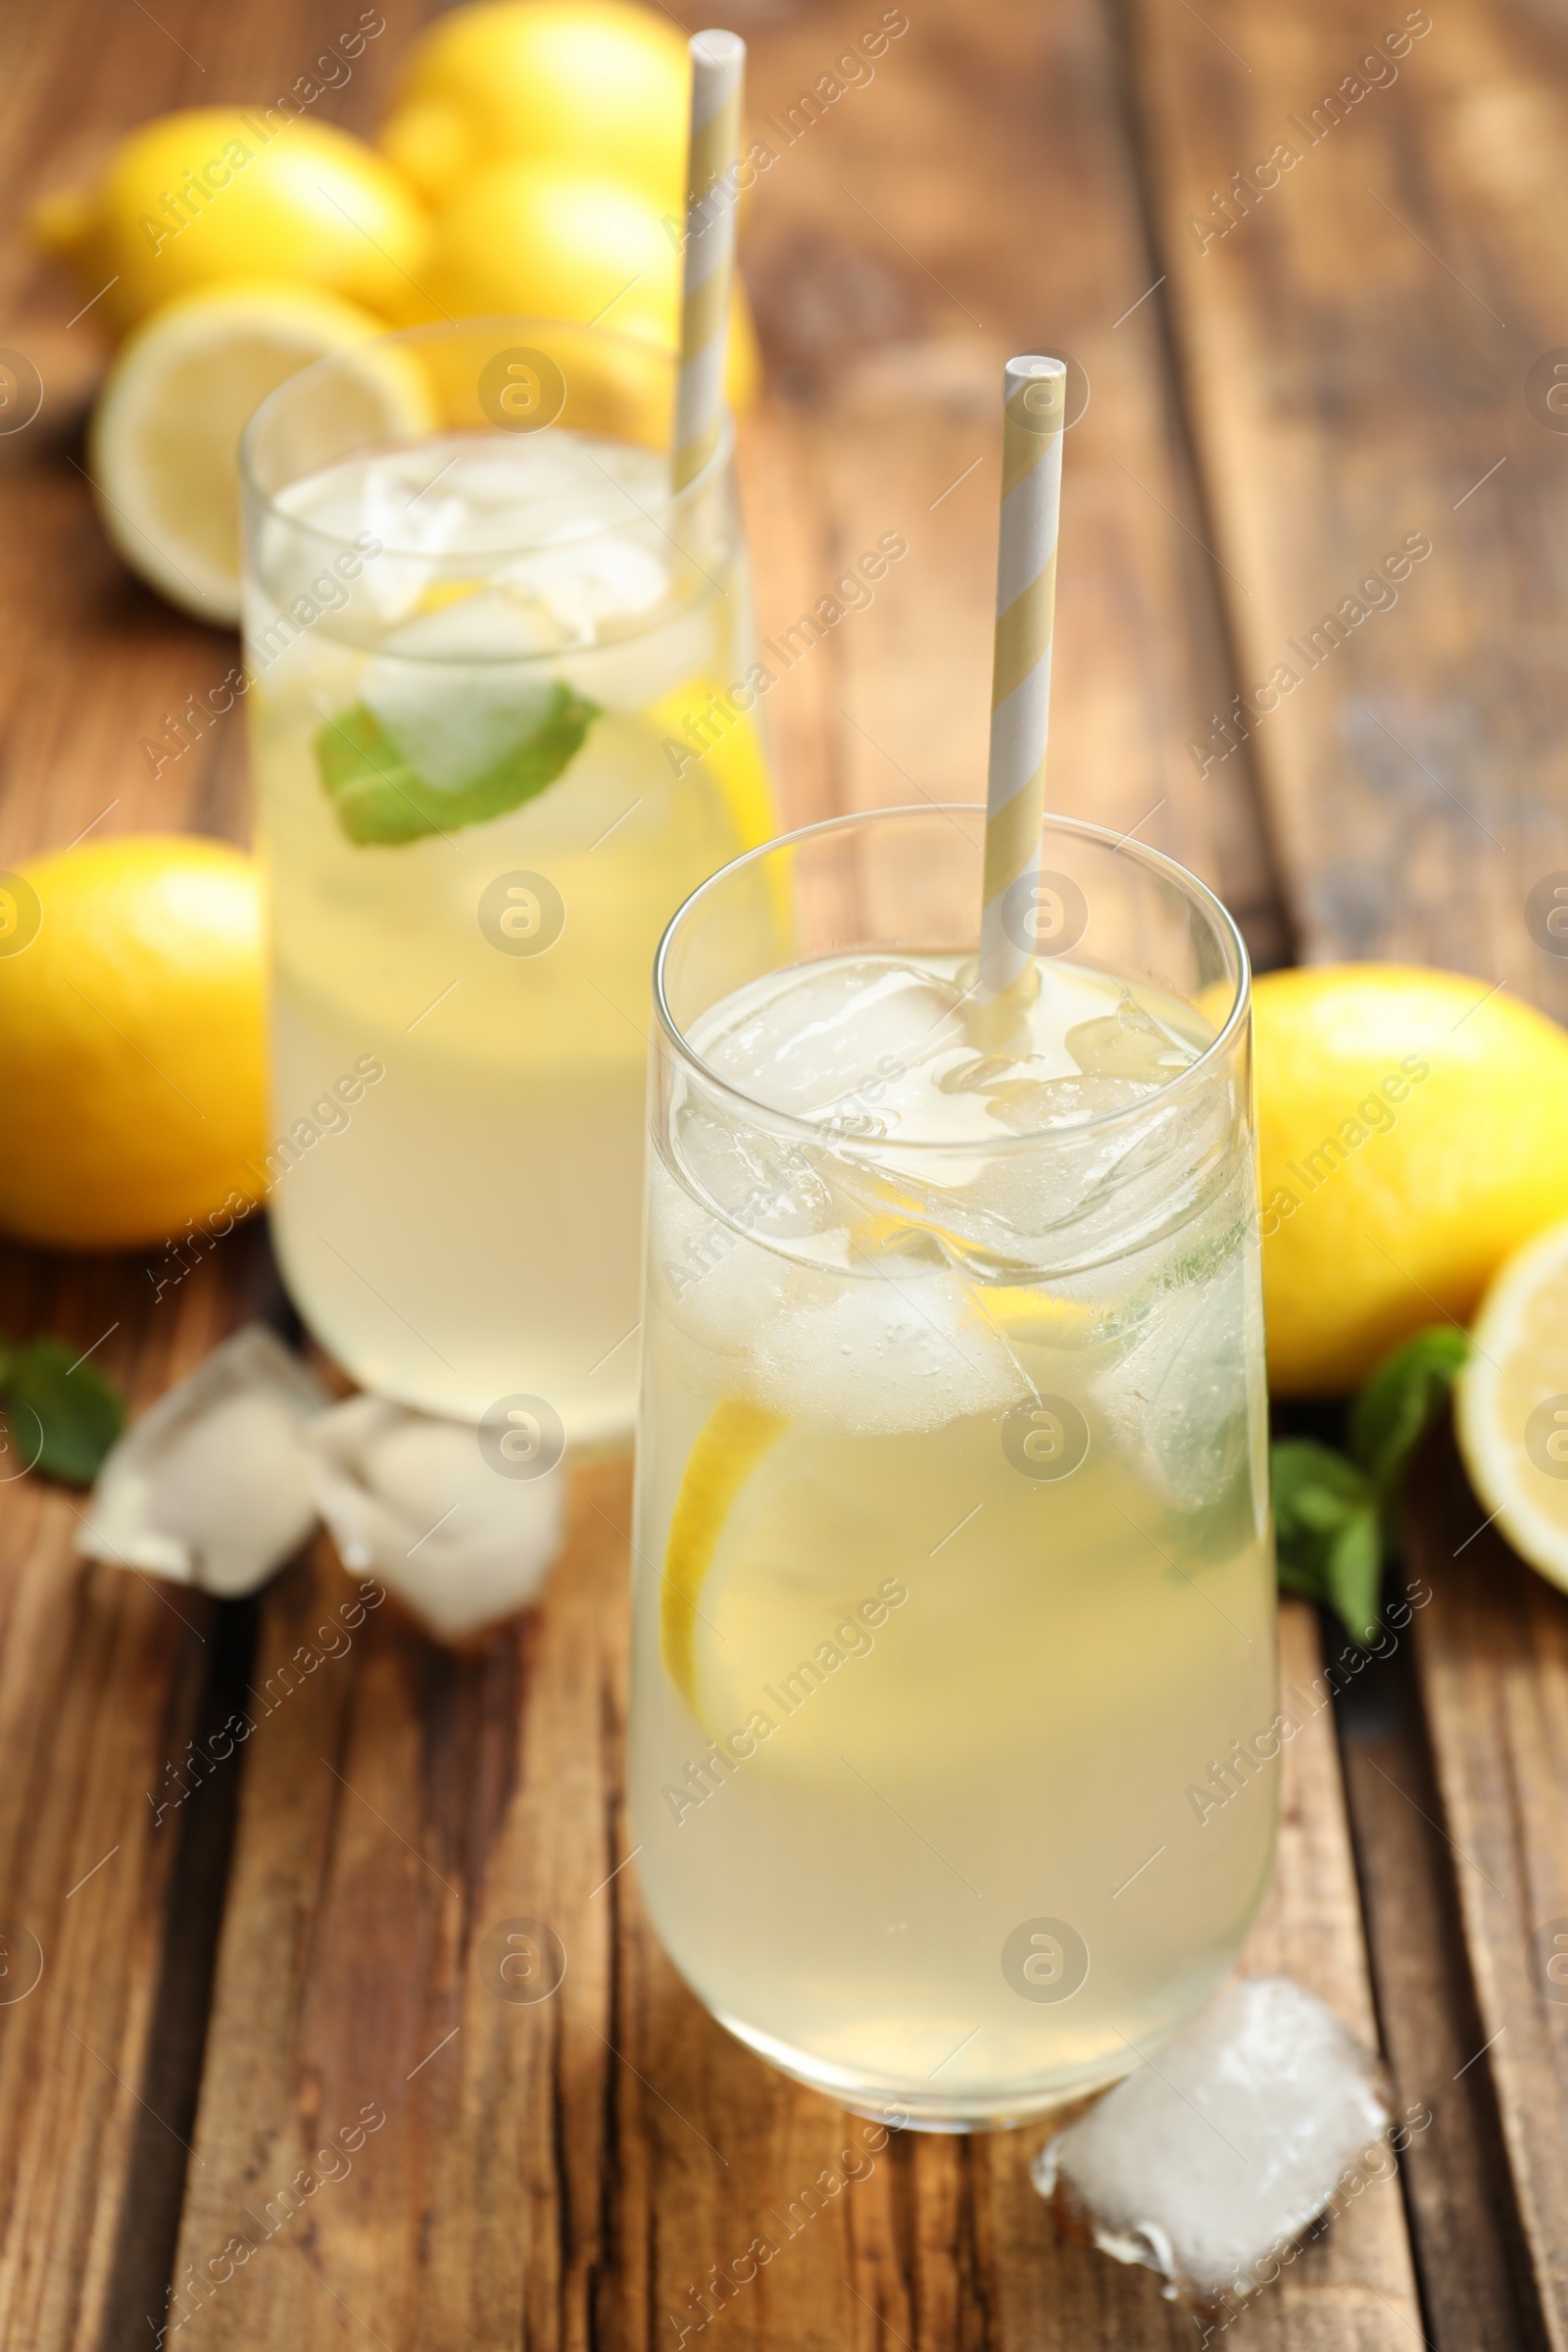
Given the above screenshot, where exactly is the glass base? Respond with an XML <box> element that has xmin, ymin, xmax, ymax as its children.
<box><xmin>709</xmin><ymin>2004</ymin><xmax>1144</xmax><ymax>2132</ymax></box>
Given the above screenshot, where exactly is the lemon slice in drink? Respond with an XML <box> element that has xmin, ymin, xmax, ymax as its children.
<box><xmin>88</xmin><ymin>281</ymin><xmax>429</xmax><ymax>623</ymax></box>
<box><xmin>978</xmin><ymin>1288</ymin><xmax>1096</xmax><ymax>1348</ymax></box>
<box><xmin>659</xmin><ymin>1390</ymin><xmax>1123</xmax><ymax>1776</ymax></box>
<box><xmin>662</xmin><ymin>1398</ymin><xmax>923</xmax><ymax>1759</ymax></box>
<box><xmin>1456</xmin><ymin>1218</ymin><xmax>1568</xmax><ymax>1592</ymax></box>
<box><xmin>662</xmin><ymin>1398</ymin><xmax>786</xmax><ymax>1713</ymax></box>
<box><xmin>647</xmin><ymin>678</ymin><xmax>778</xmax><ymax>851</ymax></box>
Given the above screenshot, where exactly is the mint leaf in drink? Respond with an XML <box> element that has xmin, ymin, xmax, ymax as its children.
<box><xmin>315</xmin><ymin>684</ymin><xmax>598</xmax><ymax>846</ymax></box>
<box><xmin>1348</xmin><ymin>1324</ymin><xmax>1470</xmax><ymax>1496</ymax></box>
<box><xmin>0</xmin><ymin>1337</ymin><xmax>125</xmax><ymax>1486</ymax></box>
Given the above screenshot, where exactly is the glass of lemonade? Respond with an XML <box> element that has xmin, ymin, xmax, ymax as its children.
<box><xmin>240</xmin><ymin>320</ymin><xmax>772</xmax><ymax>1445</ymax></box>
<box><xmin>629</xmin><ymin>805</ymin><xmax>1277</xmax><ymax>2127</ymax></box>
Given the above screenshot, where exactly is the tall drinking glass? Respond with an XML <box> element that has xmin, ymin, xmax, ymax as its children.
<box><xmin>240</xmin><ymin>319</ymin><xmax>771</xmax><ymax>1445</ymax></box>
<box><xmin>629</xmin><ymin>806</ymin><xmax>1276</xmax><ymax>2127</ymax></box>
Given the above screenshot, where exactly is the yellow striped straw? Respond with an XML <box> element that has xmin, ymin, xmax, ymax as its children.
<box><xmin>672</xmin><ymin>28</ymin><xmax>746</xmax><ymax>493</ymax></box>
<box><xmin>977</xmin><ymin>355</ymin><xmax>1067</xmax><ymax>1009</ymax></box>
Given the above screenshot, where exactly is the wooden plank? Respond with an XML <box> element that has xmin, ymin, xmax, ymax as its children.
<box><xmin>983</xmin><ymin>1604</ymin><xmax>1422</xmax><ymax>2352</ymax></box>
<box><xmin>0</xmin><ymin>2</ymin><xmax>427</xmax><ymax>2340</ymax></box>
<box><xmin>0</xmin><ymin>1244</ymin><xmax>269</xmax><ymax>2351</ymax></box>
<box><xmin>169</xmin><ymin>1564</ymin><xmax>1424</xmax><ymax>2351</ymax></box>
<box><xmin>1335</xmin><ymin>1537</ymin><xmax>1552</xmax><ymax>2352</ymax></box>
<box><xmin>1122</xmin><ymin>0</ymin><xmax>1568</xmax><ymax>994</ymax></box>
<box><xmin>163</xmin><ymin>1469</ymin><xmax>625</xmax><ymax>2350</ymax></box>
<box><xmin>0</xmin><ymin>0</ymin><xmax>280</xmax><ymax>2273</ymax></box>
<box><xmin>740</xmin><ymin>0</ymin><xmax>1287</xmax><ymax>962</ymax></box>
<box><xmin>1403</xmin><ymin>1436</ymin><xmax>1568</xmax><ymax>2352</ymax></box>
<box><xmin>1124</xmin><ymin>0</ymin><xmax>1568</xmax><ymax>2334</ymax></box>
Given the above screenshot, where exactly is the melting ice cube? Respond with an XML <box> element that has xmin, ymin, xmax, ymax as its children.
<box><xmin>695</xmin><ymin>958</ymin><xmax>969</xmax><ymax>1128</ymax></box>
<box><xmin>77</xmin><ymin>1325</ymin><xmax>326</xmax><ymax>1597</ymax></box>
<box><xmin>981</xmin><ymin>1072</ymin><xmax>1156</xmax><ymax>1134</ymax></box>
<box><xmin>1066</xmin><ymin>991</ymin><xmax>1200</xmax><ymax>1083</ymax></box>
<box><xmin>1094</xmin><ymin>1203</ymin><xmax>1257</xmax><ymax>1513</ymax></box>
<box><xmin>303</xmin><ymin>1397</ymin><xmax>564</xmax><ymax>1644</ymax></box>
<box><xmin>744</xmin><ymin>1268</ymin><xmax>1032</xmax><ymax>1435</ymax></box>
<box><xmin>1032</xmin><ymin>1977</ymin><xmax>1392</xmax><ymax>2309</ymax></box>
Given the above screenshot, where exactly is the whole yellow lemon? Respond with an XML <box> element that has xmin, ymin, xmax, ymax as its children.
<box><xmin>400</xmin><ymin>159</ymin><xmax>760</xmax><ymax>413</ymax></box>
<box><xmin>29</xmin><ymin>110</ymin><xmax>428</xmax><ymax>335</ymax></box>
<box><xmin>0</xmin><ymin>837</ymin><xmax>267</xmax><ymax>1250</ymax></box>
<box><xmin>380</xmin><ymin>0</ymin><xmax>689</xmax><ymax>214</ymax></box>
<box><xmin>1252</xmin><ymin>964</ymin><xmax>1568</xmax><ymax>1394</ymax></box>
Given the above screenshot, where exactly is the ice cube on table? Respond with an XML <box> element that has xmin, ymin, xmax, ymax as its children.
<box><xmin>1032</xmin><ymin>1977</ymin><xmax>1392</xmax><ymax>2310</ymax></box>
<box><xmin>77</xmin><ymin>1325</ymin><xmax>326</xmax><ymax>1598</ymax></box>
<box><xmin>303</xmin><ymin>1397</ymin><xmax>565</xmax><ymax>1644</ymax></box>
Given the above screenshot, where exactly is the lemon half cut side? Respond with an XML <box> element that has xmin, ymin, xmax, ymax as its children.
<box><xmin>88</xmin><ymin>282</ymin><xmax>427</xmax><ymax>623</ymax></box>
<box><xmin>1456</xmin><ymin>1218</ymin><xmax>1568</xmax><ymax>1592</ymax></box>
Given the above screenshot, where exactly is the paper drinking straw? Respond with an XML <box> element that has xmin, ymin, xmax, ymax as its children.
<box><xmin>976</xmin><ymin>355</ymin><xmax>1067</xmax><ymax>1007</ymax></box>
<box><xmin>672</xmin><ymin>28</ymin><xmax>746</xmax><ymax>493</ymax></box>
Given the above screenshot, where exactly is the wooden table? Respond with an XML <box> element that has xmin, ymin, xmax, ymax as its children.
<box><xmin>2</xmin><ymin>0</ymin><xmax>1566</xmax><ymax>2343</ymax></box>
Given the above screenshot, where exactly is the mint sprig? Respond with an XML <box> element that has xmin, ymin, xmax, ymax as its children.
<box><xmin>0</xmin><ymin>1336</ymin><xmax>124</xmax><ymax>1486</ymax></box>
<box><xmin>1272</xmin><ymin>1326</ymin><xmax>1469</xmax><ymax>1644</ymax></box>
<box><xmin>316</xmin><ymin>684</ymin><xmax>598</xmax><ymax>846</ymax></box>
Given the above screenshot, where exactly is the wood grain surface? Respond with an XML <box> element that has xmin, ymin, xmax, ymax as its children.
<box><xmin>1125</xmin><ymin>0</ymin><xmax>1568</xmax><ymax>1000</ymax></box>
<box><xmin>1123</xmin><ymin>1</ymin><xmax>1568</xmax><ymax>2343</ymax></box>
<box><xmin>0</xmin><ymin>0</ymin><xmax>1559</xmax><ymax>2344</ymax></box>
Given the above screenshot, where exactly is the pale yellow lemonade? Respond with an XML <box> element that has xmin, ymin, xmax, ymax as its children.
<box><xmin>247</xmin><ymin>429</ymin><xmax>770</xmax><ymax>1441</ymax></box>
<box><xmin>630</xmin><ymin>948</ymin><xmax>1277</xmax><ymax>2123</ymax></box>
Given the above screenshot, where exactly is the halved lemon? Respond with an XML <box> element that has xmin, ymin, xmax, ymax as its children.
<box><xmin>1456</xmin><ymin>1218</ymin><xmax>1568</xmax><ymax>1591</ymax></box>
<box><xmin>87</xmin><ymin>281</ymin><xmax>428</xmax><ymax>624</ymax></box>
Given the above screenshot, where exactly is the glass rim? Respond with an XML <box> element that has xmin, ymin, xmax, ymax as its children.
<box><xmin>652</xmin><ymin>802</ymin><xmax>1253</xmax><ymax>1157</ymax></box>
<box><xmin>237</xmin><ymin>313</ymin><xmax>735</xmax><ymax>563</ymax></box>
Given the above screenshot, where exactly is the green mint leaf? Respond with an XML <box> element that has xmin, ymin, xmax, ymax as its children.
<box><xmin>1271</xmin><ymin>1438</ymin><xmax>1381</xmax><ymax>1630</ymax></box>
<box><xmin>315</xmin><ymin>685</ymin><xmax>598</xmax><ymax>846</ymax></box>
<box><xmin>0</xmin><ymin>1338</ymin><xmax>125</xmax><ymax>1487</ymax></box>
<box><xmin>1276</xmin><ymin>1547</ymin><xmax>1334</xmax><ymax>1607</ymax></box>
<box><xmin>1324</xmin><ymin>1504</ymin><xmax>1384</xmax><ymax>1645</ymax></box>
<box><xmin>1272</xmin><ymin>1437</ymin><xmax>1373</xmax><ymax>1521</ymax></box>
<box><xmin>1348</xmin><ymin>1324</ymin><xmax>1470</xmax><ymax>1495</ymax></box>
